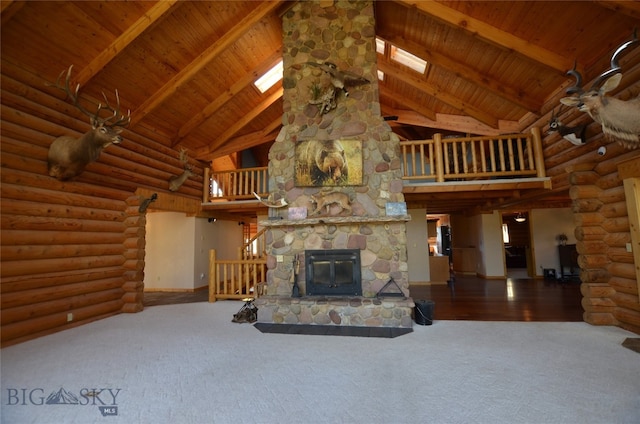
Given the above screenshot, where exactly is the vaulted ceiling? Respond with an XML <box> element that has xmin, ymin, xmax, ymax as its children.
<box><xmin>2</xmin><ymin>0</ymin><xmax>639</xmax><ymax>214</ymax></box>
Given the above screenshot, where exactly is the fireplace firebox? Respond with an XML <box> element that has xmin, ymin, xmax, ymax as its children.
<box><xmin>305</xmin><ymin>249</ymin><xmax>362</xmax><ymax>296</ymax></box>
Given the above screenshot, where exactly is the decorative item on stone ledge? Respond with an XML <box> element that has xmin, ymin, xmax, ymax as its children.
<box><xmin>385</xmin><ymin>202</ymin><xmax>407</xmax><ymax>216</ymax></box>
<box><xmin>288</xmin><ymin>207</ymin><xmax>307</xmax><ymax>220</ymax></box>
<box><xmin>309</xmin><ymin>191</ymin><xmax>352</xmax><ymax>216</ymax></box>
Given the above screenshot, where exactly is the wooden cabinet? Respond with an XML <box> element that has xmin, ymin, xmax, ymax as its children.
<box><xmin>429</xmin><ymin>256</ymin><xmax>450</xmax><ymax>283</ymax></box>
<box><xmin>452</xmin><ymin>248</ymin><xmax>477</xmax><ymax>274</ymax></box>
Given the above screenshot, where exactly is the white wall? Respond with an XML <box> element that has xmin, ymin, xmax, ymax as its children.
<box><xmin>476</xmin><ymin>211</ymin><xmax>506</xmax><ymax>277</ymax></box>
<box><xmin>531</xmin><ymin>208</ymin><xmax>575</xmax><ymax>277</ymax></box>
<box><xmin>144</xmin><ymin>213</ymin><xmax>243</xmax><ymax>291</ymax></box>
<box><xmin>407</xmin><ymin>209</ymin><xmax>430</xmax><ymax>282</ymax></box>
<box><xmin>144</xmin><ymin>212</ymin><xmax>196</xmax><ymax>290</ymax></box>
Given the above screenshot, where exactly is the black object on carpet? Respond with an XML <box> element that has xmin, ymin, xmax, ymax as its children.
<box><xmin>254</xmin><ymin>323</ymin><xmax>413</xmax><ymax>338</ymax></box>
<box><xmin>622</xmin><ymin>338</ymin><xmax>640</xmax><ymax>354</ymax></box>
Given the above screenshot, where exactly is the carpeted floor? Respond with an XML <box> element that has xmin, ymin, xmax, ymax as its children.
<box><xmin>2</xmin><ymin>301</ymin><xmax>639</xmax><ymax>424</ymax></box>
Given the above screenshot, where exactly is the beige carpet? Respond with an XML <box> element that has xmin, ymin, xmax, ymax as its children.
<box><xmin>2</xmin><ymin>301</ymin><xmax>639</xmax><ymax>424</ymax></box>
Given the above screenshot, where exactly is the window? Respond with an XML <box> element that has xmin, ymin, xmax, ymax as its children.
<box><xmin>502</xmin><ymin>223</ymin><xmax>510</xmax><ymax>244</ymax></box>
<box><xmin>254</xmin><ymin>60</ymin><xmax>283</xmax><ymax>93</ymax></box>
<box><xmin>375</xmin><ymin>37</ymin><xmax>385</xmax><ymax>55</ymax></box>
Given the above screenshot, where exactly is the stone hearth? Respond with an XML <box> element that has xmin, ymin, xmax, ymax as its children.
<box><xmin>254</xmin><ymin>0</ymin><xmax>413</xmax><ymax>328</ymax></box>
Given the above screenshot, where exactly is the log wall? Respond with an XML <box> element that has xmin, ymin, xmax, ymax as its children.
<box><xmin>1</xmin><ymin>65</ymin><xmax>205</xmax><ymax>346</ymax></box>
<box><xmin>569</xmin><ymin>161</ymin><xmax>640</xmax><ymax>333</ymax></box>
<box><xmin>523</xmin><ymin>50</ymin><xmax>640</xmax><ymax>335</ymax></box>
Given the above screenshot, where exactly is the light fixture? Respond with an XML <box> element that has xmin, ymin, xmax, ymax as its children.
<box><xmin>514</xmin><ymin>213</ymin><xmax>526</xmax><ymax>223</ymax></box>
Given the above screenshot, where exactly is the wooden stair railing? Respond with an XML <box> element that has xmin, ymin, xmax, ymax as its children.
<box><xmin>238</xmin><ymin>227</ymin><xmax>267</xmax><ymax>260</ymax></box>
<box><xmin>208</xmin><ymin>249</ymin><xmax>267</xmax><ymax>302</ymax></box>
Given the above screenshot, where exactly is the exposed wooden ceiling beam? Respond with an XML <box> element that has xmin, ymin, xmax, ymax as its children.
<box><xmin>209</xmin><ymin>118</ymin><xmax>281</xmax><ymax>159</ymax></box>
<box><xmin>173</xmin><ymin>48</ymin><xmax>283</xmax><ymax>145</ymax></box>
<box><xmin>594</xmin><ymin>1</ymin><xmax>640</xmax><ymax>20</ymax></box>
<box><xmin>377</xmin><ymin>31</ymin><xmax>542</xmax><ymax>113</ymax></box>
<box><xmin>74</xmin><ymin>0</ymin><xmax>179</xmax><ymax>87</ymax></box>
<box><xmin>396</xmin><ymin>0</ymin><xmax>574</xmax><ymax>73</ymax></box>
<box><xmin>130</xmin><ymin>0</ymin><xmax>282</xmax><ymax>126</ymax></box>
<box><xmin>197</xmin><ymin>86</ymin><xmax>283</xmax><ymax>160</ymax></box>
<box><xmin>378</xmin><ymin>59</ymin><xmax>499</xmax><ymax>128</ymax></box>
<box><xmin>379</xmin><ymin>85</ymin><xmax>437</xmax><ymax>121</ymax></box>
<box><xmin>1</xmin><ymin>0</ymin><xmax>24</xmax><ymax>26</ymax></box>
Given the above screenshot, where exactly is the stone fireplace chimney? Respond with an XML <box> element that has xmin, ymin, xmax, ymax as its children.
<box><xmin>256</xmin><ymin>0</ymin><xmax>414</xmax><ymax>328</ymax></box>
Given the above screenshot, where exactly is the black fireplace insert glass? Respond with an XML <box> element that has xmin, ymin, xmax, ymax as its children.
<box><xmin>305</xmin><ymin>249</ymin><xmax>362</xmax><ymax>296</ymax></box>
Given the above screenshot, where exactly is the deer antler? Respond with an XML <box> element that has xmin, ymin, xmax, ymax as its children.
<box><xmin>97</xmin><ymin>90</ymin><xmax>131</xmax><ymax>128</ymax></box>
<box><xmin>51</xmin><ymin>65</ymin><xmax>130</xmax><ymax>129</ymax></box>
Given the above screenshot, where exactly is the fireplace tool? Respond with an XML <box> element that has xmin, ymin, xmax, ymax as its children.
<box><xmin>291</xmin><ymin>254</ymin><xmax>301</xmax><ymax>297</ymax></box>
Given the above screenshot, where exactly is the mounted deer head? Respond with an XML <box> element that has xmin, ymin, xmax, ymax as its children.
<box><xmin>560</xmin><ymin>30</ymin><xmax>640</xmax><ymax>149</ymax></box>
<box><xmin>168</xmin><ymin>148</ymin><xmax>194</xmax><ymax>191</ymax></box>
<box><xmin>47</xmin><ymin>65</ymin><xmax>131</xmax><ymax>180</ymax></box>
<box><xmin>547</xmin><ymin>106</ymin><xmax>587</xmax><ymax>146</ymax></box>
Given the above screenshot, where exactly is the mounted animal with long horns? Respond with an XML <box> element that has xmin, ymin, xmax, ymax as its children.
<box><xmin>560</xmin><ymin>30</ymin><xmax>640</xmax><ymax>149</ymax></box>
<box><xmin>47</xmin><ymin>65</ymin><xmax>131</xmax><ymax>180</ymax></box>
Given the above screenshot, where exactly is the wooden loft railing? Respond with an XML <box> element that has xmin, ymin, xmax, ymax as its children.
<box><xmin>208</xmin><ymin>166</ymin><xmax>268</xmax><ymax>201</ymax></box>
<box><xmin>203</xmin><ymin>129</ymin><xmax>546</xmax><ymax>202</ymax></box>
<box><xmin>401</xmin><ymin>128</ymin><xmax>545</xmax><ymax>182</ymax></box>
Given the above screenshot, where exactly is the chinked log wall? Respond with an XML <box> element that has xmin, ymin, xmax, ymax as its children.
<box><xmin>1</xmin><ymin>63</ymin><xmax>205</xmax><ymax>346</ymax></box>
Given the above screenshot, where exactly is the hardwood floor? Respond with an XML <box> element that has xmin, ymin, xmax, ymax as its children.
<box><xmin>144</xmin><ymin>274</ymin><xmax>584</xmax><ymax>322</ymax></box>
<box><xmin>409</xmin><ymin>274</ymin><xmax>584</xmax><ymax>322</ymax></box>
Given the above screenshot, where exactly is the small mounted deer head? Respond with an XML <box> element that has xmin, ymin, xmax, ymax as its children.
<box><xmin>547</xmin><ymin>106</ymin><xmax>587</xmax><ymax>146</ymax></box>
<box><xmin>560</xmin><ymin>29</ymin><xmax>640</xmax><ymax>149</ymax></box>
<box><xmin>47</xmin><ymin>65</ymin><xmax>131</xmax><ymax>180</ymax></box>
<box><xmin>168</xmin><ymin>148</ymin><xmax>194</xmax><ymax>192</ymax></box>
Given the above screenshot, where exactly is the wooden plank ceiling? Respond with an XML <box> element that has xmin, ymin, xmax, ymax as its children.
<box><xmin>1</xmin><ymin>0</ymin><xmax>639</xmax><ymax>215</ymax></box>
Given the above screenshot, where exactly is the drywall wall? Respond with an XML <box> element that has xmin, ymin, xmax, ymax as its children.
<box><xmin>407</xmin><ymin>209</ymin><xmax>430</xmax><ymax>282</ymax></box>
<box><xmin>531</xmin><ymin>208</ymin><xmax>575</xmax><ymax>277</ymax></box>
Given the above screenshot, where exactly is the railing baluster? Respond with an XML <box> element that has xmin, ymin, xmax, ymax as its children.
<box><xmin>507</xmin><ymin>137</ymin><xmax>515</xmax><ymax>172</ymax></box>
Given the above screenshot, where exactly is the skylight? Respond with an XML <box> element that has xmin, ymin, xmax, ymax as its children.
<box><xmin>254</xmin><ymin>60</ymin><xmax>283</xmax><ymax>93</ymax></box>
<box><xmin>390</xmin><ymin>46</ymin><xmax>427</xmax><ymax>74</ymax></box>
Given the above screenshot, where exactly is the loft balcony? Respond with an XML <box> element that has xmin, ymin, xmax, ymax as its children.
<box><xmin>201</xmin><ymin>129</ymin><xmax>551</xmax><ymax>215</ymax></box>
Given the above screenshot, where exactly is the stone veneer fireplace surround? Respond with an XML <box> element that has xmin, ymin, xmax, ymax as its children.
<box><xmin>254</xmin><ymin>0</ymin><xmax>414</xmax><ymax>328</ymax></box>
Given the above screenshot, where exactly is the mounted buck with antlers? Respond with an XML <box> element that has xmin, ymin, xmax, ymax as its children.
<box><xmin>168</xmin><ymin>148</ymin><xmax>194</xmax><ymax>192</ymax></box>
<box><xmin>560</xmin><ymin>30</ymin><xmax>640</xmax><ymax>149</ymax></box>
<box><xmin>47</xmin><ymin>65</ymin><xmax>131</xmax><ymax>180</ymax></box>
<box><xmin>547</xmin><ymin>106</ymin><xmax>587</xmax><ymax>146</ymax></box>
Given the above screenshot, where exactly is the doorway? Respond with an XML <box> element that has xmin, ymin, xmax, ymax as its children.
<box><xmin>502</xmin><ymin>211</ymin><xmax>532</xmax><ymax>278</ymax></box>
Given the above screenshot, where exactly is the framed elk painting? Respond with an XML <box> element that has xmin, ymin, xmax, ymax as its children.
<box><xmin>294</xmin><ymin>139</ymin><xmax>363</xmax><ymax>187</ymax></box>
